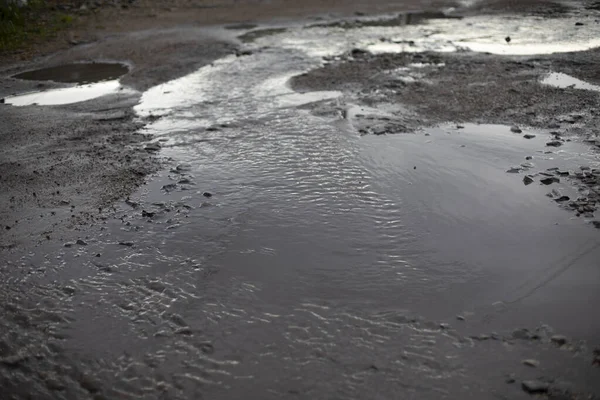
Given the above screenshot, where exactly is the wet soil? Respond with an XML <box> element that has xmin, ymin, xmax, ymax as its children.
<box><xmin>1</xmin><ymin>1</ymin><xmax>600</xmax><ymax>399</ymax></box>
<box><xmin>291</xmin><ymin>49</ymin><xmax>600</xmax><ymax>132</ymax></box>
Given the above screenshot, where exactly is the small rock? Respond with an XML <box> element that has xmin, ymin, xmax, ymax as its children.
<box><xmin>541</xmin><ymin>177</ymin><xmax>559</xmax><ymax>185</ymax></box>
<box><xmin>118</xmin><ymin>241</ymin><xmax>134</xmax><ymax>247</ymax></box>
<box><xmin>505</xmin><ymin>377</ymin><xmax>516</xmax><ymax>384</ymax></box>
<box><xmin>591</xmin><ymin>221</ymin><xmax>600</xmax><ymax>229</ymax></box>
<box><xmin>546</xmin><ymin>141</ymin><xmax>563</xmax><ymax>147</ymax></box>
<box><xmin>505</xmin><ymin>36</ymin><xmax>511</xmax><ymax>43</ymax></box>
<box><xmin>525</xmin><ymin>156</ymin><xmax>533</xmax><ymax>160</ymax></box>
<box><xmin>141</xmin><ymin>210</ymin><xmax>155</xmax><ymax>218</ymax></box>
<box><xmin>523</xmin><ymin>134</ymin><xmax>536</xmax><ymax>139</ymax></box>
<box><xmin>523</xmin><ymin>176</ymin><xmax>534</xmax><ymax>185</ymax></box>
<box><xmin>510</xmin><ymin>126</ymin><xmax>522</xmax><ymax>133</ymax></box>
<box><xmin>522</xmin><ymin>359</ymin><xmax>540</xmax><ymax>367</ymax></box>
<box><xmin>95</xmin><ymin>253</ymin><xmax>101</xmax><ymax>257</ymax></box>
<box><xmin>64</xmin><ymin>242</ymin><xmax>75</xmax><ymax>248</ymax></box>
<box><xmin>456</xmin><ymin>125</ymin><xmax>464</xmax><ymax>129</ymax></box>
<box><xmin>456</xmin><ymin>315</ymin><xmax>465</xmax><ymax>321</ymax></box>
<box><xmin>178</xmin><ymin>178</ymin><xmax>192</xmax><ymax>184</ymax></box>
<box><xmin>144</xmin><ymin>143</ymin><xmax>161</xmax><ymax>152</ymax></box>
<box><xmin>507</xmin><ymin>167</ymin><xmax>522</xmax><ymax>173</ymax></box>
<box><xmin>76</xmin><ymin>239</ymin><xmax>87</xmax><ymax>246</ymax></box>
<box><xmin>555</xmin><ymin>196</ymin><xmax>570</xmax><ymax>202</ymax></box>
<box><xmin>551</xmin><ymin>335</ymin><xmax>567</xmax><ymax>346</ymax></box>
<box><xmin>522</xmin><ymin>380</ymin><xmax>549</xmax><ymax>394</ymax></box>
<box><xmin>162</xmin><ymin>183</ymin><xmax>177</xmax><ymax>192</ymax></box>
<box><xmin>439</xmin><ymin>323</ymin><xmax>450</xmax><ymax>329</ymax></box>
<box><xmin>203</xmin><ymin>192</ymin><xmax>213</xmax><ymax>198</ymax></box>
<box><xmin>175</xmin><ymin>327</ymin><xmax>193</xmax><ymax>335</ymax></box>
<box><xmin>575</xmin><ymin>22</ymin><xmax>584</xmax><ymax>26</ymax></box>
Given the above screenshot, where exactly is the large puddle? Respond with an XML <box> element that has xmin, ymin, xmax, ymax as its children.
<box><xmin>4</xmin><ymin>9</ymin><xmax>600</xmax><ymax>399</ymax></box>
<box><xmin>12</xmin><ymin>62</ymin><xmax>129</xmax><ymax>84</ymax></box>
<box><xmin>5</xmin><ymin>62</ymin><xmax>132</xmax><ymax>106</ymax></box>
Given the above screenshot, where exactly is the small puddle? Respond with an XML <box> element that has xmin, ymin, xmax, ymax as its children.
<box><xmin>541</xmin><ymin>72</ymin><xmax>600</xmax><ymax>92</ymax></box>
<box><xmin>12</xmin><ymin>62</ymin><xmax>129</xmax><ymax>84</ymax></box>
<box><xmin>5</xmin><ymin>62</ymin><xmax>132</xmax><ymax>106</ymax></box>
<box><xmin>4</xmin><ymin>80</ymin><xmax>135</xmax><ymax>106</ymax></box>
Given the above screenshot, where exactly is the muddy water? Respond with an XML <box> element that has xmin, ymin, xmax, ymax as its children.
<box><xmin>3</xmin><ymin>11</ymin><xmax>600</xmax><ymax>400</ymax></box>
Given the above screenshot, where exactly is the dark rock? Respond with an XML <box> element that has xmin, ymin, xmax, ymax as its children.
<box><xmin>76</xmin><ymin>239</ymin><xmax>87</xmax><ymax>246</ymax></box>
<box><xmin>522</xmin><ymin>380</ymin><xmax>549</xmax><ymax>394</ymax></box>
<box><xmin>144</xmin><ymin>143</ymin><xmax>161</xmax><ymax>152</ymax></box>
<box><xmin>178</xmin><ymin>178</ymin><xmax>192</xmax><ymax>184</ymax></box>
<box><xmin>523</xmin><ymin>176</ymin><xmax>534</xmax><ymax>185</ymax></box>
<box><xmin>591</xmin><ymin>221</ymin><xmax>600</xmax><ymax>229</ymax></box>
<box><xmin>161</xmin><ymin>183</ymin><xmax>177</xmax><ymax>192</ymax></box>
<box><xmin>118</xmin><ymin>241</ymin><xmax>134</xmax><ymax>247</ymax></box>
<box><xmin>525</xmin><ymin>156</ymin><xmax>532</xmax><ymax>160</ymax></box>
<box><xmin>456</xmin><ymin>315</ymin><xmax>465</xmax><ymax>321</ymax></box>
<box><xmin>556</xmin><ymin>170</ymin><xmax>569</xmax><ymax>176</ymax></box>
<box><xmin>546</xmin><ymin>141</ymin><xmax>563</xmax><ymax>147</ymax></box>
<box><xmin>505</xmin><ymin>36</ymin><xmax>511</xmax><ymax>43</ymax></box>
<box><xmin>510</xmin><ymin>126</ymin><xmax>522</xmax><ymax>133</ymax></box>
<box><xmin>0</xmin><ymin>98</ymin><xmax>4</xmax><ymax>104</ymax></box>
<box><xmin>550</xmin><ymin>335</ymin><xmax>567</xmax><ymax>346</ymax></box>
<box><xmin>64</xmin><ymin>242</ymin><xmax>75</xmax><ymax>248</ymax></box>
<box><xmin>523</xmin><ymin>134</ymin><xmax>535</xmax><ymax>139</ymax></box>
<box><xmin>174</xmin><ymin>327</ymin><xmax>193</xmax><ymax>335</ymax></box>
<box><xmin>541</xmin><ymin>177</ymin><xmax>559</xmax><ymax>185</ymax></box>
<box><xmin>141</xmin><ymin>210</ymin><xmax>155</xmax><ymax>217</ymax></box>
<box><xmin>575</xmin><ymin>22</ymin><xmax>584</xmax><ymax>26</ymax></box>
<box><xmin>203</xmin><ymin>192</ymin><xmax>213</xmax><ymax>198</ymax></box>
<box><xmin>555</xmin><ymin>196</ymin><xmax>570</xmax><ymax>202</ymax></box>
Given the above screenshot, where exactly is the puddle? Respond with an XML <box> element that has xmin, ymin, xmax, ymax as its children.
<box><xmin>278</xmin><ymin>14</ymin><xmax>600</xmax><ymax>57</ymax></box>
<box><xmin>4</xmin><ymin>80</ymin><xmax>136</xmax><ymax>106</ymax></box>
<box><xmin>12</xmin><ymin>62</ymin><xmax>129</xmax><ymax>84</ymax></box>
<box><xmin>541</xmin><ymin>72</ymin><xmax>600</xmax><ymax>92</ymax></box>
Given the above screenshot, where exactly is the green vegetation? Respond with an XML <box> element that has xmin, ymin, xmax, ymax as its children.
<box><xmin>1</xmin><ymin>0</ymin><xmax>75</xmax><ymax>53</ymax></box>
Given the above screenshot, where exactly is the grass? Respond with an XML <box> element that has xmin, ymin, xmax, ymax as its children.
<box><xmin>0</xmin><ymin>0</ymin><xmax>75</xmax><ymax>53</ymax></box>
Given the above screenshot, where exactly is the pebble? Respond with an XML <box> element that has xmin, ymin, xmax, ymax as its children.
<box><xmin>522</xmin><ymin>380</ymin><xmax>549</xmax><ymax>394</ymax></box>
<box><xmin>523</xmin><ymin>134</ymin><xmax>536</xmax><ymax>139</ymax></box>
<box><xmin>522</xmin><ymin>359</ymin><xmax>539</xmax><ymax>367</ymax></box>
<box><xmin>510</xmin><ymin>126</ymin><xmax>522</xmax><ymax>133</ymax></box>
<box><xmin>541</xmin><ymin>177</ymin><xmax>559</xmax><ymax>185</ymax></box>
<box><xmin>525</xmin><ymin>156</ymin><xmax>532</xmax><ymax>160</ymax></box>
<box><xmin>546</xmin><ymin>141</ymin><xmax>563</xmax><ymax>147</ymax></box>
<box><xmin>554</xmin><ymin>196</ymin><xmax>570</xmax><ymax>202</ymax></box>
<box><xmin>550</xmin><ymin>335</ymin><xmax>567</xmax><ymax>346</ymax></box>
<box><xmin>76</xmin><ymin>239</ymin><xmax>87</xmax><ymax>246</ymax></box>
<box><xmin>505</xmin><ymin>36</ymin><xmax>511</xmax><ymax>43</ymax></box>
<box><xmin>507</xmin><ymin>167</ymin><xmax>522</xmax><ymax>173</ymax></box>
<box><xmin>144</xmin><ymin>143</ymin><xmax>161</xmax><ymax>152</ymax></box>
<box><xmin>203</xmin><ymin>192</ymin><xmax>213</xmax><ymax>198</ymax></box>
<box><xmin>118</xmin><ymin>241</ymin><xmax>134</xmax><ymax>247</ymax></box>
<box><xmin>64</xmin><ymin>242</ymin><xmax>75</xmax><ymax>248</ymax></box>
<box><xmin>523</xmin><ymin>176</ymin><xmax>534</xmax><ymax>185</ymax></box>
<box><xmin>456</xmin><ymin>315</ymin><xmax>465</xmax><ymax>321</ymax></box>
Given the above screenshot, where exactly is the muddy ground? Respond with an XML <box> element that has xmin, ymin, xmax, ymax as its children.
<box><xmin>1</xmin><ymin>0</ymin><xmax>600</xmax><ymax>399</ymax></box>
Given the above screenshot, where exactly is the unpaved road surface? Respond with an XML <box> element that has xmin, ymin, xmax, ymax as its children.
<box><xmin>1</xmin><ymin>1</ymin><xmax>600</xmax><ymax>399</ymax></box>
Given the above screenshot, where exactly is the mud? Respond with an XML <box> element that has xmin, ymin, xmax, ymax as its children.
<box><xmin>291</xmin><ymin>49</ymin><xmax>600</xmax><ymax>131</ymax></box>
<box><xmin>1</xmin><ymin>1</ymin><xmax>600</xmax><ymax>399</ymax></box>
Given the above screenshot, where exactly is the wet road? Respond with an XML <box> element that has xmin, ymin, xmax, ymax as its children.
<box><xmin>2</xmin><ymin>9</ymin><xmax>600</xmax><ymax>400</ymax></box>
